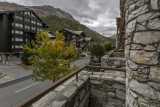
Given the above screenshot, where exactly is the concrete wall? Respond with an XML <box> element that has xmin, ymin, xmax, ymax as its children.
<box><xmin>125</xmin><ymin>0</ymin><xmax>160</xmax><ymax>106</ymax></box>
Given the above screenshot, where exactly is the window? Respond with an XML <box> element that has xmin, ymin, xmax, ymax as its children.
<box><xmin>12</xmin><ymin>38</ymin><xmax>14</xmax><ymax>41</ymax></box>
<box><xmin>37</xmin><ymin>22</ymin><xmax>42</xmax><ymax>26</ymax></box>
<box><xmin>12</xmin><ymin>45</ymin><xmax>14</xmax><ymax>49</ymax></box>
<box><xmin>15</xmin><ymin>23</ymin><xmax>23</xmax><ymax>28</ymax></box>
<box><xmin>25</xmin><ymin>18</ymin><xmax>30</xmax><ymax>23</ymax></box>
<box><xmin>15</xmin><ymin>30</ymin><xmax>23</xmax><ymax>35</ymax></box>
<box><xmin>31</xmin><ymin>27</ymin><xmax>36</xmax><ymax>31</ymax></box>
<box><xmin>15</xmin><ymin>45</ymin><xmax>19</xmax><ymax>49</ymax></box>
<box><xmin>25</xmin><ymin>25</ymin><xmax>30</xmax><ymax>30</ymax></box>
<box><xmin>12</xmin><ymin>30</ymin><xmax>14</xmax><ymax>34</ymax></box>
<box><xmin>20</xmin><ymin>45</ymin><xmax>23</xmax><ymax>48</ymax></box>
<box><xmin>15</xmin><ymin>38</ymin><xmax>23</xmax><ymax>42</ymax></box>
<box><xmin>14</xmin><ymin>15</ymin><xmax>23</xmax><ymax>20</ymax></box>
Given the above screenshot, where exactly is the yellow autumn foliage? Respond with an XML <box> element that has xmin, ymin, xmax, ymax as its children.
<box><xmin>23</xmin><ymin>30</ymin><xmax>78</xmax><ymax>81</ymax></box>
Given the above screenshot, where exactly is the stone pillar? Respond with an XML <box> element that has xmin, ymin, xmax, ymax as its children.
<box><xmin>125</xmin><ymin>0</ymin><xmax>160</xmax><ymax>107</ymax></box>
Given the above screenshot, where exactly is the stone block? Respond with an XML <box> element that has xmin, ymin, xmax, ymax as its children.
<box><xmin>51</xmin><ymin>100</ymin><xmax>67</xmax><ymax>107</ymax></box>
<box><xmin>63</xmin><ymin>86</ymin><xmax>77</xmax><ymax>98</ymax></box>
<box><xmin>130</xmin><ymin>79</ymin><xmax>160</xmax><ymax>101</ymax></box>
<box><xmin>54</xmin><ymin>85</ymin><xmax>65</xmax><ymax>92</ymax></box>
<box><xmin>130</xmin><ymin>50</ymin><xmax>159</xmax><ymax>65</ymax></box>
<box><xmin>112</xmin><ymin>83</ymin><xmax>126</xmax><ymax>91</ymax></box>
<box><xmin>148</xmin><ymin>82</ymin><xmax>160</xmax><ymax>91</ymax></box>
<box><xmin>114</xmin><ymin>76</ymin><xmax>126</xmax><ymax>84</ymax></box>
<box><xmin>147</xmin><ymin>18</ymin><xmax>160</xmax><ymax>30</ymax></box>
<box><xmin>90</xmin><ymin>88</ymin><xmax>106</xmax><ymax>100</ymax></box>
<box><xmin>151</xmin><ymin>0</ymin><xmax>160</xmax><ymax>10</ymax></box>
<box><xmin>133</xmin><ymin>32</ymin><xmax>160</xmax><ymax>45</ymax></box>
<box><xmin>128</xmin><ymin>4</ymin><xmax>149</xmax><ymax>21</ymax></box>
<box><xmin>32</xmin><ymin>91</ymin><xmax>57</xmax><ymax>107</ymax></box>
<box><xmin>144</xmin><ymin>45</ymin><xmax>156</xmax><ymax>51</ymax></box>
<box><xmin>90</xmin><ymin>75</ymin><xmax>100</xmax><ymax>80</ymax></box>
<box><xmin>107</xmin><ymin>92</ymin><xmax>116</xmax><ymax>98</ymax></box>
<box><xmin>116</xmin><ymin>90</ymin><xmax>126</xmax><ymax>101</ymax></box>
<box><xmin>101</xmin><ymin>74</ymin><xmax>114</xmax><ymax>81</ymax></box>
<box><xmin>149</xmin><ymin>66</ymin><xmax>160</xmax><ymax>82</ymax></box>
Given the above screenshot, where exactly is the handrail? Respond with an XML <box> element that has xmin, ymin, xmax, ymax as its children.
<box><xmin>13</xmin><ymin>65</ymin><xmax>126</xmax><ymax>107</ymax></box>
<box><xmin>13</xmin><ymin>66</ymin><xmax>86</xmax><ymax>107</ymax></box>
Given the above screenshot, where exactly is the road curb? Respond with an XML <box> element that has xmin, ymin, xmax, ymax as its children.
<box><xmin>0</xmin><ymin>74</ymin><xmax>32</xmax><ymax>88</ymax></box>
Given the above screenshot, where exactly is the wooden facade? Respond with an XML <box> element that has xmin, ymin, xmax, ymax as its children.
<box><xmin>60</xmin><ymin>28</ymin><xmax>86</xmax><ymax>47</ymax></box>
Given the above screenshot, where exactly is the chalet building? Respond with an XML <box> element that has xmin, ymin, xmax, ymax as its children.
<box><xmin>0</xmin><ymin>9</ymin><xmax>48</xmax><ymax>55</ymax></box>
<box><xmin>60</xmin><ymin>28</ymin><xmax>86</xmax><ymax>47</ymax></box>
<box><xmin>79</xmin><ymin>37</ymin><xmax>93</xmax><ymax>52</ymax></box>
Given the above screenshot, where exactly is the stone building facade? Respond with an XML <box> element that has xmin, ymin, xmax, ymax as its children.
<box><xmin>116</xmin><ymin>0</ymin><xmax>126</xmax><ymax>49</ymax></box>
<box><xmin>125</xmin><ymin>0</ymin><xmax>160</xmax><ymax>106</ymax></box>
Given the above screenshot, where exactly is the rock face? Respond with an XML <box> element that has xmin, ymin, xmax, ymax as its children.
<box><xmin>125</xmin><ymin>0</ymin><xmax>160</xmax><ymax>106</ymax></box>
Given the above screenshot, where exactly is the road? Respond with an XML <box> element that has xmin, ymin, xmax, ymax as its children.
<box><xmin>0</xmin><ymin>57</ymin><xmax>90</xmax><ymax>107</ymax></box>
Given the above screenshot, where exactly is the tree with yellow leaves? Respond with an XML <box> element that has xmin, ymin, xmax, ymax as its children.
<box><xmin>23</xmin><ymin>30</ymin><xmax>78</xmax><ymax>81</ymax></box>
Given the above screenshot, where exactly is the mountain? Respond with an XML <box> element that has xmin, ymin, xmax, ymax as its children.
<box><xmin>110</xmin><ymin>34</ymin><xmax>117</xmax><ymax>39</ymax></box>
<box><xmin>29</xmin><ymin>5</ymin><xmax>75</xmax><ymax>20</ymax></box>
<box><xmin>0</xmin><ymin>2</ymin><xmax>115</xmax><ymax>43</ymax></box>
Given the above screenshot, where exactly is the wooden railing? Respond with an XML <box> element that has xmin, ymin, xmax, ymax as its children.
<box><xmin>13</xmin><ymin>65</ymin><xmax>126</xmax><ymax>107</ymax></box>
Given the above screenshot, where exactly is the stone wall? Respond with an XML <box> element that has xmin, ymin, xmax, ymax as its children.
<box><xmin>31</xmin><ymin>70</ymin><xmax>126</xmax><ymax>107</ymax></box>
<box><xmin>101</xmin><ymin>55</ymin><xmax>126</xmax><ymax>68</ymax></box>
<box><xmin>125</xmin><ymin>0</ymin><xmax>160</xmax><ymax>106</ymax></box>
<box><xmin>89</xmin><ymin>70</ymin><xmax>126</xmax><ymax>107</ymax></box>
<box><xmin>32</xmin><ymin>71</ymin><xmax>90</xmax><ymax>107</ymax></box>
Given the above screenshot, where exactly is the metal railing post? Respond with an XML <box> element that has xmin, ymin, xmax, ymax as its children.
<box><xmin>76</xmin><ymin>73</ymin><xmax>78</xmax><ymax>82</ymax></box>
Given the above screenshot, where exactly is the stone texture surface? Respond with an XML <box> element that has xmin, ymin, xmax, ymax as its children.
<box><xmin>32</xmin><ymin>70</ymin><xmax>126</xmax><ymax>107</ymax></box>
<box><xmin>125</xmin><ymin>0</ymin><xmax>160</xmax><ymax>106</ymax></box>
<box><xmin>32</xmin><ymin>70</ymin><xmax>90</xmax><ymax>107</ymax></box>
<box><xmin>101</xmin><ymin>53</ymin><xmax>126</xmax><ymax>68</ymax></box>
<box><xmin>90</xmin><ymin>71</ymin><xmax>126</xmax><ymax>107</ymax></box>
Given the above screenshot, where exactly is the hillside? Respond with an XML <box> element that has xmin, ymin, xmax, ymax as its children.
<box><xmin>0</xmin><ymin>1</ymin><xmax>115</xmax><ymax>43</ymax></box>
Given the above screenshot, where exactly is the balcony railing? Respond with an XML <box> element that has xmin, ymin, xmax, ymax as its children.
<box><xmin>13</xmin><ymin>65</ymin><xmax>126</xmax><ymax>107</ymax></box>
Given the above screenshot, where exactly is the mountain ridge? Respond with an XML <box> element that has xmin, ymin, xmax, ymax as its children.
<box><xmin>0</xmin><ymin>1</ymin><xmax>115</xmax><ymax>43</ymax></box>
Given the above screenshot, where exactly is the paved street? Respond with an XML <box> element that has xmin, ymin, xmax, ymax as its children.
<box><xmin>0</xmin><ymin>65</ymin><xmax>32</xmax><ymax>84</ymax></box>
<box><xmin>0</xmin><ymin>79</ymin><xmax>52</xmax><ymax>107</ymax></box>
<box><xmin>0</xmin><ymin>57</ymin><xmax>90</xmax><ymax>107</ymax></box>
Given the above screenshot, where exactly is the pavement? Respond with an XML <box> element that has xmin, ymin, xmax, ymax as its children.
<box><xmin>0</xmin><ymin>65</ymin><xmax>32</xmax><ymax>84</ymax></box>
<box><xmin>0</xmin><ymin>79</ymin><xmax>53</xmax><ymax>107</ymax></box>
<box><xmin>0</xmin><ymin>56</ymin><xmax>90</xmax><ymax>107</ymax></box>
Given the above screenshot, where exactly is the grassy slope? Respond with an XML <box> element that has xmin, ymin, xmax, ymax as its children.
<box><xmin>42</xmin><ymin>15</ymin><xmax>115</xmax><ymax>43</ymax></box>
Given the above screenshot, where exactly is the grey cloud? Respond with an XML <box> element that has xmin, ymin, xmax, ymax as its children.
<box><xmin>2</xmin><ymin>0</ymin><xmax>119</xmax><ymax>36</ymax></box>
<box><xmin>91</xmin><ymin>26</ymin><xmax>116</xmax><ymax>36</ymax></box>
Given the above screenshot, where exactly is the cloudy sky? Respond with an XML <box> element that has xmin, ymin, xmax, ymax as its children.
<box><xmin>1</xmin><ymin>0</ymin><xmax>120</xmax><ymax>37</ymax></box>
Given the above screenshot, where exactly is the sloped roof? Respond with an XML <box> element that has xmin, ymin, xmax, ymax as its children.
<box><xmin>84</xmin><ymin>37</ymin><xmax>92</xmax><ymax>41</ymax></box>
<box><xmin>79</xmin><ymin>37</ymin><xmax>93</xmax><ymax>42</ymax></box>
<box><xmin>62</xmin><ymin>28</ymin><xmax>86</xmax><ymax>37</ymax></box>
<box><xmin>0</xmin><ymin>9</ymin><xmax>48</xmax><ymax>28</ymax></box>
